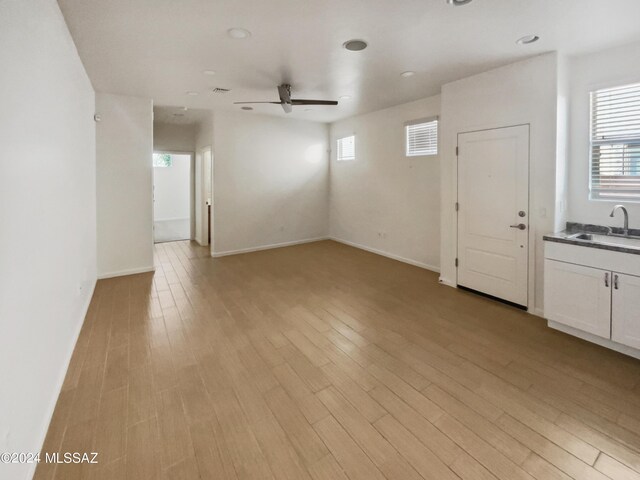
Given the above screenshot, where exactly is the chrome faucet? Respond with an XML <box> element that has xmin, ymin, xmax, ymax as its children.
<box><xmin>610</xmin><ymin>205</ymin><xmax>629</xmax><ymax>236</ymax></box>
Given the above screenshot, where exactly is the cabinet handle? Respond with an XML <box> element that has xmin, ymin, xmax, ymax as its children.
<box><xmin>614</xmin><ymin>274</ymin><xmax>619</xmax><ymax>290</ymax></box>
<box><xmin>605</xmin><ymin>272</ymin><xmax>609</xmax><ymax>287</ymax></box>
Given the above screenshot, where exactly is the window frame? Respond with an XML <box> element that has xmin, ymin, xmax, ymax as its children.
<box><xmin>337</xmin><ymin>135</ymin><xmax>356</xmax><ymax>162</ymax></box>
<box><xmin>405</xmin><ymin>117</ymin><xmax>439</xmax><ymax>158</ymax></box>
<box><xmin>589</xmin><ymin>82</ymin><xmax>640</xmax><ymax>202</ymax></box>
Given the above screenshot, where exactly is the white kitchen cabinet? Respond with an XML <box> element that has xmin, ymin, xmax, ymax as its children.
<box><xmin>612</xmin><ymin>272</ymin><xmax>640</xmax><ymax>350</ymax></box>
<box><xmin>544</xmin><ymin>240</ymin><xmax>640</xmax><ymax>358</ymax></box>
<box><xmin>544</xmin><ymin>259</ymin><xmax>612</xmax><ymax>339</ymax></box>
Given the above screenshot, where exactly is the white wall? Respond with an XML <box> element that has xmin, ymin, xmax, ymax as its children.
<box><xmin>153</xmin><ymin>122</ymin><xmax>196</xmax><ymax>152</ymax></box>
<box><xmin>329</xmin><ymin>97</ymin><xmax>441</xmax><ymax>270</ymax></box>
<box><xmin>440</xmin><ymin>53</ymin><xmax>561</xmax><ymax>315</ymax></box>
<box><xmin>96</xmin><ymin>93</ymin><xmax>154</xmax><ymax>278</ymax></box>
<box><xmin>0</xmin><ymin>1</ymin><xmax>96</xmax><ymax>479</ymax></box>
<box><xmin>567</xmin><ymin>41</ymin><xmax>640</xmax><ymax>228</ymax></box>
<box><xmin>212</xmin><ymin>111</ymin><xmax>329</xmax><ymax>255</ymax></box>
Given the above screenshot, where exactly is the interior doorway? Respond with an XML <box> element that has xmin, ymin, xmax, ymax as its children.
<box><xmin>456</xmin><ymin>125</ymin><xmax>530</xmax><ymax>307</ymax></box>
<box><xmin>153</xmin><ymin>152</ymin><xmax>195</xmax><ymax>243</ymax></box>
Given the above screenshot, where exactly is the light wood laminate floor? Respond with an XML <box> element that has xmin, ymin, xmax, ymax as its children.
<box><xmin>35</xmin><ymin>240</ymin><xmax>640</xmax><ymax>480</ymax></box>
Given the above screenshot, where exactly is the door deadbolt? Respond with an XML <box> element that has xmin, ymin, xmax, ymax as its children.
<box><xmin>518</xmin><ymin>211</ymin><xmax>526</xmax><ymax>217</ymax></box>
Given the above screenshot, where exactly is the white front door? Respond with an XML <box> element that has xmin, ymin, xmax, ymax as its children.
<box><xmin>457</xmin><ymin>125</ymin><xmax>529</xmax><ymax>307</ymax></box>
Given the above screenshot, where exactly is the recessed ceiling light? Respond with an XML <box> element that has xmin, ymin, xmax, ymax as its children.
<box><xmin>343</xmin><ymin>39</ymin><xmax>368</xmax><ymax>51</ymax></box>
<box><xmin>516</xmin><ymin>35</ymin><xmax>540</xmax><ymax>45</ymax></box>
<box><xmin>400</xmin><ymin>71</ymin><xmax>416</xmax><ymax>78</ymax></box>
<box><xmin>446</xmin><ymin>0</ymin><xmax>473</xmax><ymax>5</ymax></box>
<box><xmin>203</xmin><ymin>70</ymin><xmax>216</xmax><ymax>76</ymax></box>
<box><xmin>186</xmin><ymin>91</ymin><xmax>199</xmax><ymax>96</ymax></box>
<box><xmin>339</xmin><ymin>95</ymin><xmax>351</xmax><ymax>100</ymax></box>
<box><xmin>228</xmin><ymin>28</ymin><xmax>251</xmax><ymax>39</ymax></box>
<box><xmin>241</xmin><ymin>106</ymin><xmax>253</xmax><ymax>111</ymax></box>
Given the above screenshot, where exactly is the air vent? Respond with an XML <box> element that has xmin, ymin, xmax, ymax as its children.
<box><xmin>211</xmin><ymin>87</ymin><xmax>231</xmax><ymax>94</ymax></box>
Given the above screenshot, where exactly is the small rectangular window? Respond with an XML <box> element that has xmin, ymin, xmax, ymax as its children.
<box><xmin>153</xmin><ymin>153</ymin><xmax>173</xmax><ymax>168</ymax></box>
<box><xmin>590</xmin><ymin>82</ymin><xmax>640</xmax><ymax>200</ymax></box>
<box><xmin>337</xmin><ymin>135</ymin><xmax>355</xmax><ymax>161</ymax></box>
<box><xmin>406</xmin><ymin>118</ymin><xmax>438</xmax><ymax>157</ymax></box>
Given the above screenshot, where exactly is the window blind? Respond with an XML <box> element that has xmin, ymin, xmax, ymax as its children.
<box><xmin>337</xmin><ymin>135</ymin><xmax>355</xmax><ymax>161</ymax></box>
<box><xmin>590</xmin><ymin>82</ymin><xmax>640</xmax><ymax>200</ymax></box>
<box><xmin>406</xmin><ymin>118</ymin><xmax>438</xmax><ymax>157</ymax></box>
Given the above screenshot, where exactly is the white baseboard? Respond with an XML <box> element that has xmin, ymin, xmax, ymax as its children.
<box><xmin>28</xmin><ymin>279</ymin><xmax>97</xmax><ymax>480</ymax></box>
<box><xmin>330</xmin><ymin>237</ymin><xmax>440</xmax><ymax>273</ymax></box>
<box><xmin>97</xmin><ymin>265</ymin><xmax>155</xmax><ymax>279</ymax></box>
<box><xmin>549</xmin><ymin>320</ymin><xmax>640</xmax><ymax>360</ymax></box>
<box><xmin>212</xmin><ymin>237</ymin><xmax>329</xmax><ymax>258</ymax></box>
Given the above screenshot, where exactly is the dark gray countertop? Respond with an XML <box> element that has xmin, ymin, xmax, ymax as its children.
<box><xmin>543</xmin><ymin>222</ymin><xmax>640</xmax><ymax>256</ymax></box>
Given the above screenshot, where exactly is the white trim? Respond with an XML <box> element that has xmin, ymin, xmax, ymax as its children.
<box><xmin>97</xmin><ymin>265</ymin><xmax>155</xmax><ymax>279</ymax></box>
<box><xmin>212</xmin><ymin>237</ymin><xmax>329</xmax><ymax>257</ymax></box>
<box><xmin>548</xmin><ymin>320</ymin><xmax>640</xmax><ymax>360</ymax></box>
<box><xmin>531</xmin><ymin>307</ymin><xmax>545</xmax><ymax>318</ymax></box>
<box><xmin>330</xmin><ymin>237</ymin><xmax>440</xmax><ymax>273</ymax></box>
<box><xmin>439</xmin><ymin>277</ymin><xmax>457</xmax><ymax>287</ymax></box>
<box><xmin>28</xmin><ymin>279</ymin><xmax>97</xmax><ymax>480</ymax></box>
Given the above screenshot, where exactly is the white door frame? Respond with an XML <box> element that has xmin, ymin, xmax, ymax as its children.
<box><xmin>195</xmin><ymin>146</ymin><xmax>213</xmax><ymax>251</ymax></box>
<box><xmin>152</xmin><ymin>150</ymin><xmax>196</xmax><ymax>242</ymax></box>
<box><xmin>455</xmin><ymin>124</ymin><xmax>533</xmax><ymax>309</ymax></box>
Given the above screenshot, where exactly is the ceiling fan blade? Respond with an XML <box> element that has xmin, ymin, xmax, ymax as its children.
<box><xmin>291</xmin><ymin>99</ymin><xmax>339</xmax><ymax>106</ymax></box>
<box><xmin>233</xmin><ymin>101</ymin><xmax>281</xmax><ymax>104</ymax></box>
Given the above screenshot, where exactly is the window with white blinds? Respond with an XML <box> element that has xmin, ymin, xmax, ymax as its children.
<box><xmin>406</xmin><ymin>118</ymin><xmax>438</xmax><ymax>157</ymax></box>
<box><xmin>590</xmin><ymin>82</ymin><xmax>640</xmax><ymax>200</ymax></box>
<box><xmin>337</xmin><ymin>135</ymin><xmax>355</xmax><ymax>161</ymax></box>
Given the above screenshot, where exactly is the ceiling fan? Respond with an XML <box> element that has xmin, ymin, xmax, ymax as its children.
<box><xmin>234</xmin><ymin>84</ymin><xmax>338</xmax><ymax>113</ymax></box>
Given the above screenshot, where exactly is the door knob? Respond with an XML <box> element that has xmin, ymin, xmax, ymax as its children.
<box><xmin>509</xmin><ymin>223</ymin><xmax>527</xmax><ymax>230</ymax></box>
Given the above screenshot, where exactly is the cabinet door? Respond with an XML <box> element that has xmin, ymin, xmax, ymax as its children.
<box><xmin>612</xmin><ymin>272</ymin><xmax>640</xmax><ymax>349</ymax></box>
<box><xmin>544</xmin><ymin>260</ymin><xmax>611</xmax><ymax>338</ymax></box>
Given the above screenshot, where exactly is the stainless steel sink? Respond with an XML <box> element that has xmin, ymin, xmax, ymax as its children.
<box><xmin>568</xmin><ymin>232</ymin><xmax>640</xmax><ymax>250</ymax></box>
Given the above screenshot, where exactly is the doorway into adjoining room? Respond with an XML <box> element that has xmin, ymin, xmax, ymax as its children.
<box><xmin>153</xmin><ymin>152</ymin><xmax>194</xmax><ymax>243</ymax></box>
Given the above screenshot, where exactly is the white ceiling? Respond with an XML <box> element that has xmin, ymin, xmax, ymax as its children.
<box><xmin>59</xmin><ymin>0</ymin><xmax>640</xmax><ymax>123</ymax></box>
<box><xmin>153</xmin><ymin>106</ymin><xmax>211</xmax><ymax>125</ymax></box>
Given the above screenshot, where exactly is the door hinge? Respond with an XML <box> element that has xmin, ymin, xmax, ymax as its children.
<box><xmin>455</xmin><ymin>258</ymin><xmax>459</xmax><ymax>267</ymax></box>
<box><xmin>456</xmin><ymin>146</ymin><xmax>459</xmax><ymax>156</ymax></box>
<box><xmin>455</xmin><ymin>202</ymin><xmax>459</xmax><ymax>212</ymax></box>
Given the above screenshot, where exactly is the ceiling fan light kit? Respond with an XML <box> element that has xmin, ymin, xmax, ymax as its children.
<box><xmin>447</xmin><ymin>0</ymin><xmax>473</xmax><ymax>5</ymax></box>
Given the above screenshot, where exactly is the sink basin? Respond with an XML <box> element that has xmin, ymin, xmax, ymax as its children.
<box><xmin>569</xmin><ymin>232</ymin><xmax>640</xmax><ymax>250</ymax></box>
